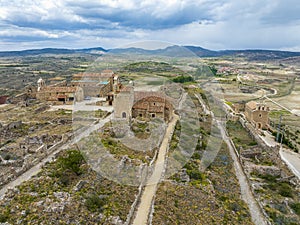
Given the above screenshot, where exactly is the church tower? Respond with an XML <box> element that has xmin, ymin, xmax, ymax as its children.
<box><xmin>37</xmin><ymin>78</ymin><xmax>45</xmax><ymax>91</ymax></box>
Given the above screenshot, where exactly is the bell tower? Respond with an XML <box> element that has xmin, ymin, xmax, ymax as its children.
<box><xmin>37</xmin><ymin>77</ymin><xmax>45</xmax><ymax>91</ymax></box>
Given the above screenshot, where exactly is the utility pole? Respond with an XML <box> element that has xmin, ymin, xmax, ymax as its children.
<box><xmin>276</xmin><ymin>114</ymin><xmax>282</xmax><ymax>143</ymax></box>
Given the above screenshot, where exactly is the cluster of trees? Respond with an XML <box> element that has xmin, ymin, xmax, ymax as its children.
<box><xmin>172</xmin><ymin>75</ymin><xmax>194</xmax><ymax>83</ymax></box>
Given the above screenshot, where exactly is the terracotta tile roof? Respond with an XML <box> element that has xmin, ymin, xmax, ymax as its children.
<box><xmin>246</xmin><ymin>101</ymin><xmax>257</xmax><ymax>110</ymax></box>
<box><xmin>40</xmin><ymin>86</ymin><xmax>81</xmax><ymax>93</ymax></box>
<box><xmin>134</xmin><ymin>91</ymin><xmax>166</xmax><ymax>103</ymax></box>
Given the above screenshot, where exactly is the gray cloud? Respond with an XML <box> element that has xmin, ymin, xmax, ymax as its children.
<box><xmin>0</xmin><ymin>0</ymin><xmax>299</xmax><ymax>51</ymax></box>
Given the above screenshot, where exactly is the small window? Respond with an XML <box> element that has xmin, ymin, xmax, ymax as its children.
<box><xmin>152</xmin><ymin>113</ymin><xmax>156</xmax><ymax>118</ymax></box>
<box><xmin>259</xmin><ymin>114</ymin><xmax>262</xmax><ymax>117</ymax></box>
<box><xmin>153</xmin><ymin>102</ymin><xmax>156</xmax><ymax>106</ymax></box>
<box><xmin>139</xmin><ymin>113</ymin><xmax>142</xmax><ymax>117</ymax></box>
<box><xmin>122</xmin><ymin>112</ymin><xmax>126</xmax><ymax>118</ymax></box>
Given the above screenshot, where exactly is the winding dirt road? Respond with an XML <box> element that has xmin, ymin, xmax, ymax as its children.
<box><xmin>132</xmin><ymin>114</ymin><xmax>179</xmax><ymax>225</ymax></box>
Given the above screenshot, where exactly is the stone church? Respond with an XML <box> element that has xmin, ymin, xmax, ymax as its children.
<box><xmin>245</xmin><ymin>101</ymin><xmax>269</xmax><ymax>129</ymax></box>
<box><xmin>113</xmin><ymin>86</ymin><xmax>173</xmax><ymax>122</ymax></box>
<box><xmin>35</xmin><ymin>78</ymin><xmax>84</xmax><ymax>105</ymax></box>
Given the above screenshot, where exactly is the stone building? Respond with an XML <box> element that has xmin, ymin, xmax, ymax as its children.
<box><xmin>132</xmin><ymin>92</ymin><xmax>173</xmax><ymax>122</ymax></box>
<box><xmin>71</xmin><ymin>70</ymin><xmax>120</xmax><ymax>98</ymax></box>
<box><xmin>33</xmin><ymin>70</ymin><xmax>120</xmax><ymax>105</ymax></box>
<box><xmin>36</xmin><ymin>78</ymin><xmax>84</xmax><ymax>104</ymax></box>
<box><xmin>113</xmin><ymin>86</ymin><xmax>173</xmax><ymax>122</ymax></box>
<box><xmin>245</xmin><ymin>101</ymin><xmax>269</xmax><ymax>129</ymax></box>
<box><xmin>232</xmin><ymin>101</ymin><xmax>246</xmax><ymax>113</ymax></box>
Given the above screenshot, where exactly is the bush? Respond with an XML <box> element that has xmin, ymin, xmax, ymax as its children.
<box><xmin>257</xmin><ymin>173</ymin><xmax>279</xmax><ymax>182</ymax></box>
<box><xmin>191</xmin><ymin>152</ymin><xmax>201</xmax><ymax>160</ymax></box>
<box><xmin>172</xmin><ymin>75</ymin><xmax>194</xmax><ymax>83</ymax></box>
<box><xmin>0</xmin><ymin>213</ymin><xmax>8</xmax><ymax>222</ymax></box>
<box><xmin>189</xmin><ymin>170</ymin><xmax>204</xmax><ymax>180</ymax></box>
<box><xmin>278</xmin><ymin>183</ymin><xmax>293</xmax><ymax>198</ymax></box>
<box><xmin>85</xmin><ymin>194</ymin><xmax>107</xmax><ymax>212</ymax></box>
<box><xmin>58</xmin><ymin>150</ymin><xmax>84</xmax><ymax>175</ymax></box>
<box><xmin>279</xmin><ymin>185</ymin><xmax>293</xmax><ymax>198</ymax></box>
<box><xmin>290</xmin><ymin>202</ymin><xmax>300</xmax><ymax>216</ymax></box>
<box><xmin>4</xmin><ymin>154</ymin><xmax>11</xmax><ymax>160</ymax></box>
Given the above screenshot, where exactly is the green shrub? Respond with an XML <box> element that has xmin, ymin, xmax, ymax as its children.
<box><xmin>85</xmin><ymin>194</ymin><xmax>107</xmax><ymax>212</ymax></box>
<box><xmin>257</xmin><ymin>173</ymin><xmax>279</xmax><ymax>182</ymax></box>
<box><xmin>189</xmin><ymin>170</ymin><xmax>204</xmax><ymax>180</ymax></box>
<box><xmin>172</xmin><ymin>75</ymin><xmax>194</xmax><ymax>83</ymax></box>
<box><xmin>58</xmin><ymin>150</ymin><xmax>84</xmax><ymax>175</ymax></box>
<box><xmin>4</xmin><ymin>154</ymin><xmax>11</xmax><ymax>160</ymax></box>
<box><xmin>191</xmin><ymin>152</ymin><xmax>201</xmax><ymax>160</ymax></box>
<box><xmin>278</xmin><ymin>183</ymin><xmax>293</xmax><ymax>198</ymax></box>
<box><xmin>0</xmin><ymin>213</ymin><xmax>8</xmax><ymax>222</ymax></box>
<box><xmin>290</xmin><ymin>202</ymin><xmax>300</xmax><ymax>216</ymax></box>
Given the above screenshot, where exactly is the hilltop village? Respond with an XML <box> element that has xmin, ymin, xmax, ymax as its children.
<box><xmin>0</xmin><ymin>55</ymin><xmax>299</xmax><ymax>225</ymax></box>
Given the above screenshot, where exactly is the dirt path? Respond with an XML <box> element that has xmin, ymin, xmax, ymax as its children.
<box><xmin>132</xmin><ymin>114</ymin><xmax>179</xmax><ymax>225</ymax></box>
<box><xmin>217</xmin><ymin>120</ymin><xmax>268</xmax><ymax>225</ymax></box>
<box><xmin>0</xmin><ymin>114</ymin><xmax>112</xmax><ymax>200</ymax></box>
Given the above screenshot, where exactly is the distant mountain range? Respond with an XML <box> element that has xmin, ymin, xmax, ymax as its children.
<box><xmin>1</xmin><ymin>45</ymin><xmax>300</xmax><ymax>60</ymax></box>
<box><xmin>0</xmin><ymin>47</ymin><xmax>107</xmax><ymax>57</ymax></box>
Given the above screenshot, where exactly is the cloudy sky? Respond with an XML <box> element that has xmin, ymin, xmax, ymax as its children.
<box><xmin>0</xmin><ymin>0</ymin><xmax>300</xmax><ymax>51</ymax></box>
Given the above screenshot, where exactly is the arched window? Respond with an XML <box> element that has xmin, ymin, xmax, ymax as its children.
<box><xmin>122</xmin><ymin>112</ymin><xmax>126</xmax><ymax>118</ymax></box>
